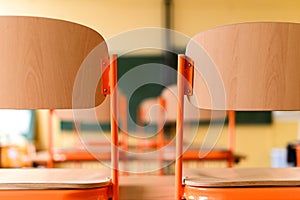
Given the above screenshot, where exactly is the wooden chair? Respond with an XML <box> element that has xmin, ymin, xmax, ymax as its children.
<box><xmin>161</xmin><ymin>85</ymin><xmax>245</xmax><ymax>167</ymax></box>
<box><xmin>0</xmin><ymin>16</ymin><xmax>118</xmax><ymax>200</ymax></box>
<box><xmin>136</xmin><ymin>85</ymin><xmax>243</xmax><ymax>175</ymax></box>
<box><xmin>47</xmin><ymin>98</ymin><xmax>112</xmax><ymax>167</ymax></box>
<box><xmin>135</xmin><ymin>97</ymin><xmax>166</xmax><ymax>174</ymax></box>
<box><xmin>137</xmin><ymin>97</ymin><xmax>166</xmax><ymax>150</ymax></box>
<box><xmin>175</xmin><ymin>22</ymin><xmax>300</xmax><ymax>199</ymax></box>
<box><xmin>47</xmin><ymin>91</ymin><xmax>128</xmax><ymax>168</ymax></box>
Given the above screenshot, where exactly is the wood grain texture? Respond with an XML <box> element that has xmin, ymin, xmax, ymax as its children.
<box><xmin>184</xmin><ymin>168</ymin><xmax>300</xmax><ymax>187</ymax></box>
<box><xmin>186</xmin><ymin>22</ymin><xmax>300</xmax><ymax>111</ymax></box>
<box><xmin>119</xmin><ymin>176</ymin><xmax>175</xmax><ymax>200</ymax></box>
<box><xmin>0</xmin><ymin>16</ymin><xmax>108</xmax><ymax>109</ymax></box>
<box><xmin>0</xmin><ymin>169</ymin><xmax>111</xmax><ymax>189</ymax></box>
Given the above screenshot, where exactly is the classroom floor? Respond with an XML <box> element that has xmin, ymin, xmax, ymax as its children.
<box><xmin>120</xmin><ymin>175</ymin><xmax>174</xmax><ymax>200</ymax></box>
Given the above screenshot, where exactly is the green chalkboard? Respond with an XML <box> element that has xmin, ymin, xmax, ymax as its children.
<box><xmin>60</xmin><ymin>53</ymin><xmax>272</xmax><ymax>132</ymax></box>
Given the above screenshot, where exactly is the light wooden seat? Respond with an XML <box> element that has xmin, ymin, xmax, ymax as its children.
<box><xmin>0</xmin><ymin>169</ymin><xmax>111</xmax><ymax>189</ymax></box>
<box><xmin>175</xmin><ymin>22</ymin><xmax>300</xmax><ymax>199</ymax></box>
<box><xmin>184</xmin><ymin>168</ymin><xmax>300</xmax><ymax>187</ymax></box>
<box><xmin>0</xmin><ymin>16</ymin><xmax>118</xmax><ymax>200</ymax></box>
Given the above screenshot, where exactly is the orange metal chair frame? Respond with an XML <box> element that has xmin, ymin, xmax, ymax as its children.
<box><xmin>136</xmin><ymin>97</ymin><xmax>166</xmax><ymax>175</ymax></box>
<box><xmin>161</xmin><ymin>85</ymin><xmax>238</xmax><ymax>167</ymax></box>
<box><xmin>175</xmin><ymin>55</ymin><xmax>192</xmax><ymax>199</ymax></box>
<box><xmin>104</xmin><ymin>54</ymin><xmax>119</xmax><ymax>200</ymax></box>
<box><xmin>136</xmin><ymin>89</ymin><xmax>236</xmax><ymax>175</ymax></box>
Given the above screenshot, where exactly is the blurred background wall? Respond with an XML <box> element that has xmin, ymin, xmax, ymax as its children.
<box><xmin>0</xmin><ymin>0</ymin><xmax>299</xmax><ymax>168</ymax></box>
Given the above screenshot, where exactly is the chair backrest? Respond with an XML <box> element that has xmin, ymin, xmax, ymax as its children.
<box><xmin>186</xmin><ymin>22</ymin><xmax>300</xmax><ymax>111</ymax></box>
<box><xmin>176</xmin><ymin>22</ymin><xmax>300</xmax><ymax>199</ymax></box>
<box><xmin>0</xmin><ymin>16</ymin><xmax>108</xmax><ymax>109</ymax></box>
<box><xmin>54</xmin><ymin>97</ymin><xmax>111</xmax><ymax>123</ymax></box>
<box><xmin>161</xmin><ymin>85</ymin><xmax>226</xmax><ymax>122</ymax></box>
<box><xmin>138</xmin><ymin>97</ymin><xmax>164</xmax><ymax>124</ymax></box>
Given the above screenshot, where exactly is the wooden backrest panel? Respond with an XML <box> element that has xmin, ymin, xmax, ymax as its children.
<box><xmin>139</xmin><ymin>98</ymin><xmax>162</xmax><ymax>123</ymax></box>
<box><xmin>161</xmin><ymin>85</ymin><xmax>226</xmax><ymax>122</ymax></box>
<box><xmin>134</xmin><ymin>85</ymin><xmax>226</xmax><ymax>123</ymax></box>
<box><xmin>55</xmin><ymin>89</ymin><xmax>129</xmax><ymax>124</ymax></box>
<box><xmin>54</xmin><ymin>96</ymin><xmax>110</xmax><ymax>123</ymax></box>
<box><xmin>186</xmin><ymin>22</ymin><xmax>300</xmax><ymax>111</ymax></box>
<box><xmin>0</xmin><ymin>16</ymin><xmax>108</xmax><ymax>109</ymax></box>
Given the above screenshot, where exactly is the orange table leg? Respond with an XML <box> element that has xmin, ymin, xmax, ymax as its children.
<box><xmin>120</xmin><ymin>94</ymin><xmax>128</xmax><ymax>175</ymax></box>
<box><xmin>47</xmin><ymin>109</ymin><xmax>54</xmax><ymax>168</ymax></box>
<box><xmin>296</xmin><ymin>145</ymin><xmax>300</xmax><ymax>167</ymax></box>
<box><xmin>157</xmin><ymin>97</ymin><xmax>166</xmax><ymax>175</ymax></box>
<box><xmin>228</xmin><ymin>110</ymin><xmax>235</xmax><ymax>167</ymax></box>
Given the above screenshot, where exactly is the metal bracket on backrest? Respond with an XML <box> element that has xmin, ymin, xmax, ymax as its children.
<box><xmin>183</xmin><ymin>56</ymin><xmax>194</xmax><ymax>96</ymax></box>
<box><xmin>101</xmin><ymin>58</ymin><xmax>110</xmax><ymax>95</ymax></box>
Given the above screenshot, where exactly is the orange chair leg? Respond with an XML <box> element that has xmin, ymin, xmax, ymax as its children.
<box><xmin>175</xmin><ymin>55</ymin><xmax>186</xmax><ymax>199</ymax></box>
<box><xmin>110</xmin><ymin>54</ymin><xmax>119</xmax><ymax>200</ymax></box>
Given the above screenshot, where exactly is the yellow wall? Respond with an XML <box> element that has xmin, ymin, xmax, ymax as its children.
<box><xmin>190</xmin><ymin>120</ymin><xmax>298</xmax><ymax>168</ymax></box>
<box><xmin>1</xmin><ymin>0</ymin><xmax>300</xmax><ymax>168</ymax></box>
<box><xmin>0</xmin><ymin>0</ymin><xmax>163</xmax><ymax>39</ymax></box>
<box><xmin>174</xmin><ymin>0</ymin><xmax>300</xmax><ymax>37</ymax></box>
